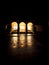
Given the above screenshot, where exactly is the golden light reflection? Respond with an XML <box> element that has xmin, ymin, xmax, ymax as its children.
<box><xmin>11</xmin><ymin>22</ymin><xmax>18</xmax><ymax>33</ymax></box>
<box><xmin>27</xmin><ymin>34</ymin><xmax>34</xmax><ymax>47</ymax></box>
<box><xmin>10</xmin><ymin>34</ymin><xmax>18</xmax><ymax>48</ymax></box>
<box><xmin>19</xmin><ymin>34</ymin><xmax>26</xmax><ymax>48</ymax></box>
<box><xmin>27</xmin><ymin>34</ymin><xmax>32</xmax><ymax>36</ymax></box>
<box><xmin>19</xmin><ymin>22</ymin><xmax>26</xmax><ymax>32</ymax></box>
<box><xmin>10</xmin><ymin>34</ymin><xmax>18</xmax><ymax>36</ymax></box>
<box><xmin>27</xmin><ymin>22</ymin><xmax>33</xmax><ymax>32</ymax></box>
<box><xmin>9</xmin><ymin>33</ymin><xmax>34</xmax><ymax>48</ymax></box>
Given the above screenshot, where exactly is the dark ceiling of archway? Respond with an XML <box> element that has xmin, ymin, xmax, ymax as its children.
<box><xmin>0</xmin><ymin>8</ymin><xmax>48</xmax><ymax>25</ymax></box>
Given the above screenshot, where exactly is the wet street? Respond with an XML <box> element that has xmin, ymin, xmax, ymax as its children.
<box><xmin>0</xmin><ymin>33</ymin><xmax>47</xmax><ymax>64</ymax></box>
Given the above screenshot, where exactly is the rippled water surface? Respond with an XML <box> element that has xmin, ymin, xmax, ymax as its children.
<box><xmin>0</xmin><ymin>33</ymin><xmax>46</xmax><ymax>64</ymax></box>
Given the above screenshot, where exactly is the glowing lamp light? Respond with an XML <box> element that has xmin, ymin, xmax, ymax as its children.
<box><xmin>27</xmin><ymin>22</ymin><xmax>33</xmax><ymax>32</ymax></box>
<box><xmin>11</xmin><ymin>22</ymin><xmax>18</xmax><ymax>33</ymax></box>
<box><xmin>19</xmin><ymin>22</ymin><xmax>26</xmax><ymax>32</ymax></box>
<box><xmin>14</xmin><ymin>26</ymin><xmax>18</xmax><ymax>30</ymax></box>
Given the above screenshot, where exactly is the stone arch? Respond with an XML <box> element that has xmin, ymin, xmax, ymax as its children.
<box><xmin>10</xmin><ymin>22</ymin><xmax>18</xmax><ymax>33</ymax></box>
<box><xmin>19</xmin><ymin>22</ymin><xmax>26</xmax><ymax>32</ymax></box>
<box><xmin>27</xmin><ymin>22</ymin><xmax>33</xmax><ymax>32</ymax></box>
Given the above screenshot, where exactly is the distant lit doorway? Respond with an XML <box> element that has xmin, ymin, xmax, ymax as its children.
<box><xmin>19</xmin><ymin>22</ymin><xmax>26</xmax><ymax>32</ymax></box>
<box><xmin>10</xmin><ymin>22</ymin><xmax>18</xmax><ymax>33</ymax></box>
<box><xmin>27</xmin><ymin>22</ymin><xmax>33</xmax><ymax>33</ymax></box>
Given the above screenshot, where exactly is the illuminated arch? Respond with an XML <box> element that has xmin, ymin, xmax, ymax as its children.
<box><xmin>19</xmin><ymin>22</ymin><xmax>26</xmax><ymax>32</ymax></box>
<box><xmin>11</xmin><ymin>22</ymin><xmax>18</xmax><ymax>33</ymax></box>
<box><xmin>27</xmin><ymin>22</ymin><xmax>33</xmax><ymax>32</ymax></box>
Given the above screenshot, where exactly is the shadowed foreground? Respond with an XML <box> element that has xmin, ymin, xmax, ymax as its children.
<box><xmin>0</xmin><ymin>33</ymin><xmax>47</xmax><ymax>64</ymax></box>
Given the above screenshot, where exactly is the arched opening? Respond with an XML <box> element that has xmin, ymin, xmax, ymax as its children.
<box><xmin>27</xmin><ymin>22</ymin><xmax>33</xmax><ymax>32</ymax></box>
<box><xmin>19</xmin><ymin>22</ymin><xmax>26</xmax><ymax>32</ymax></box>
<box><xmin>10</xmin><ymin>22</ymin><xmax>18</xmax><ymax>33</ymax></box>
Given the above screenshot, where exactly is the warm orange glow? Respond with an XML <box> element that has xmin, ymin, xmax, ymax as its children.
<box><xmin>19</xmin><ymin>34</ymin><xmax>26</xmax><ymax>48</ymax></box>
<box><xmin>27</xmin><ymin>34</ymin><xmax>34</xmax><ymax>47</ymax></box>
<box><xmin>11</xmin><ymin>22</ymin><xmax>18</xmax><ymax>33</ymax></box>
<box><xmin>12</xmin><ymin>45</ymin><xmax>16</xmax><ymax>48</ymax></box>
<box><xmin>27</xmin><ymin>22</ymin><xmax>33</xmax><ymax>32</ymax></box>
<box><xmin>10</xmin><ymin>34</ymin><xmax>18</xmax><ymax>36</ymax></box>
<box><xmin>19</xmin><ymin>22</ymin><xmax>26</xmax><ymax>32</ymax></box>
<box><xmin>10</xmin><ymin>34</ymin><xmax>18</xmax><ymax>48</ymax></box>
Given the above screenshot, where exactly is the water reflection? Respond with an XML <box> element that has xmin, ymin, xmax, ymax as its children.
<box><xmin>19</xmin><ymin>34</ymin><xmax>26</xmax><ymax>48</ymax></box>
<box><xmin>8</xmin><ymin>33</ymin><xmax>41</xmax><ymax>57</ymax></box>
<box><xmin>10</xmin><ymin>34</ymin><xmax>18</xmax><ymax>48</ymax></box>
<box><xmin>9</xmin><ymin>34</ymin><xmax>34</xmax><ymax>48</ymax></box>
<box><xmin>27</xmin><ymin>34</ymin><xmax>34</xmax><ymax>47</ymax></box>
<box><xmin>10</xmin><ymin>34</ymin><xmax>18</xmax><ymax>36</ymax></box>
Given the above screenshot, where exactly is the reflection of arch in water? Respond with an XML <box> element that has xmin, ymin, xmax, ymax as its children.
<box><xmin>27</xmin><ymin>34</ymin><xmax>34</xmax><ymax>47</ymax></box>
<box><xmin>11</xmin><ymin>22</ymin><xmax>18</xmax><ymax>33</ymax></box>
<box><xmin>19</xmin><ymin>22</ymin><xmax>26</xmax><ymax>32</ymax></box>
<box><xmin>27</xmin><ymin>35</ymin><xmax>32</xmax><ymax>47</ymax></box>
<box><xmin>19</xmin><ymin>34</ymin><xmax>26</xmax><ymax>48</ymax></box>
<box><xmin>10</xmin><ymin>34</ymin><xmax>18</xmax><ymax>48</ymax></box>
<box><xmin>27</xmin><ymin>22</ymin><xmax>33</xmax><ymax>32</ymax></box>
